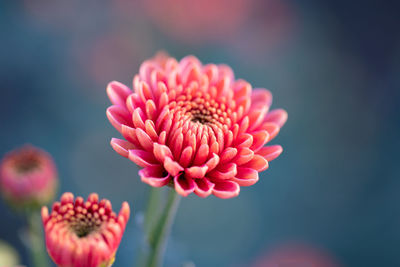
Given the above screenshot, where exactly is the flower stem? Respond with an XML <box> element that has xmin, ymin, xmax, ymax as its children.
<box><xmin>141</xmin><ymin>188</ymin><xmax>181</xmax><ymax>267</ymax></box>
<box><xmin>27</xmin><ymin>211</ymin><xmax>49</xmax><ymax>267</ymax></box>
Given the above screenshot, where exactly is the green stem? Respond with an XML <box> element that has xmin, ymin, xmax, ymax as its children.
<box><xmin>27</xmin><ymin>211</ymin><xmax>49</xmax><ymax>267</ymax></box>
<box><xmin>141</xmin><ymin>188</ymin><xmax>181</xmax><ymax>267</ymax></box>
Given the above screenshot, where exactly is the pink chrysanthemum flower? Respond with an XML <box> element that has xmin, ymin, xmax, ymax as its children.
<box><xmin>0</xmin><ymin>145</ymin><xmax>58</xmax><ymax>207</ymax></box>
<box><xmin>42</xmin><ymin>192</ymin><xmax>130</xmax><ymax>267</ymax></box>
<box><xmin>106</xmin><ymin>53</ymin><xmax>287</xmax><ymax>198</ymax></box>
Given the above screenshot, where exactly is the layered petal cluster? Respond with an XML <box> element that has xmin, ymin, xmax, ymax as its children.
<box><xmin>107</xmin><ymin>53</ymin><xmax>287</xmax><ymax>198</ymax></box>
<box><xmin>42</xmin><ymin>193</ymin><xmax>130</xmax><ymax>267</ymax></box>
<box><xmin>0</xmin><ymin>145</ymin><xmax>58</xmax><ymax>207</ymax></box>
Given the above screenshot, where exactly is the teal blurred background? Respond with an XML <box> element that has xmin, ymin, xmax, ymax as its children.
<box><xmin>1</xmin><ymin>0</ymin><xmax>399</xmax><ymax>266</ymax></box>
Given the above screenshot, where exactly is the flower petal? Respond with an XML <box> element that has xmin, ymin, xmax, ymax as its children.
<box><xmin>220</xmin><ymin>147</ymin><xmax>238</xmax><ymax>163</ymax></box>
<box><xmin>205</xmin><ymin>153</ymin><xmax>220</xmax><ymax>172</ymax></box>
<box><xmin>251</xmin><ymin>89</ymin><xmax>272</xmax><ymax>109</ymax></box>
<box><xmin>110</xmin><ymin>138</ymin><xmax>135</xmax><ymax>158</ymax></box>
<box><xmin>121</xmin><ymin>125</ymin><xmax>141</xmax><ymax>147</ymax></box>
<box><xmin>257</xmin><ymin>145</ymin><xmax>283</xmax><ymax>161</ymax></box>
<box><xmin>208</xmin><ymin>163</ymin><xmax>237</xmax><ymax>180</ymax></box>
<box><xmin>174</xmin><ymin>174</ymin><xmax>195</xmax><ymax>197</ymax></box>
<box><xmin>258</xmin><ymin>122</ymin><xmax>280</xmax><ymax>141</ymax></box>
<box><xmin>164</xmin><ymin>157</ymin><xmax>184</xmax><ymax>176</ymax></box>
<box><xmin>192</xmin><ymin>143</ymin><xmax>209</xmax><ymax>166</ymax></box>
<box><xmin>139</xmin><ymin>167</ymin><xmax>171</xmax><ymax>187</ymax></box>
<box><xmin>153</xmin><ymin>143</ymin><xmax>173</xmax><ymax>163</ymax></box>
<box><xmin>212</xmin><ymin>181</ymin><xmax>240</xmax><ymax>199</ymax></box>
<box><xmin>107</xmin><ymin>81</ymin><xmax>132</xmax><ymax>107</ymax></box>
<box><xmin>236</xmin><ymin>133</ymin><xmax>253</xmax><ymax>148</ymax></box>
<box><xmin>128</xmin><ymin>149</ymin><xmax>158</xmax><ymax>168</ymax></box>
<box><xmin>234</xmin><ymin>147</ymin><xmax>254</xmax><ymax>165</ymax></box>
<box><xmin>250</xmin><ymin>130</ymin><xmax>270</xmax><ymax>151</ymax></box>
<box><xmin>185</xmin><ymin>165</ymin><xmax>208</xmax><ymax>179</ymax></box>
<box><xmin>179</xmin><ymin>146</ymin><xmax>193</xmax><ymax>168</ymax></box>
<box><xmin>242</xmin><ymin>154</ymin><xmax>269</xmax><ymax>172</ymax></box>
<box><xmin>135</xmin><ymin>128</ymin><xmax>154</xmax><ymax>152</ymax></box>
<box><xmin>264</xmin><ymin>109</ymin><xmax>288</xmax><ymax>128</ymax></box>
<box><xmin>232</xmin><ymin>167</ymin><xmax>259</xmax><ymax>186</ymax></box>
<box><xmin>194</xmin><ymin>178</ymin><xmax>214</xmax><ymax>198</ymax></box>
<box><xmin>248</xmin><ymin>106</ymin><xmax>269</xmax><ymax>132</ymax></box>
<box><xmin>106</xmin><ymin>106</ymin><xmax>132</xmax><ymax>133</ymax></box>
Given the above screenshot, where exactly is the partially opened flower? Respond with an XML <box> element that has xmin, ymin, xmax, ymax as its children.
<box><xmin>0</xmin><ymin>145</ymin><xmax>58</xmax><ymax>208</ymax></box>
<box><xmin>107</xmin><ymin>53</ymin><xmax>287</xmax><ymax>198</ymax></box>
<box><xmin>42</xmin><ymin>192</ymin><xmax>130</xmax><ymax>267</ymax></box>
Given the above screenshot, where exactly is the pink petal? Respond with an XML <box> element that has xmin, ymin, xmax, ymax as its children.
<box><xmin>251</xmin><ymin>89</ymin><xmax>272</xmax><ymax>109</ymax></box>
<box><xmin>164</xmin><ymin>157</ymin><xmax>184</xmax><ymax>176</ymax></box>
<box><xmin>153</xmin><ymin>143</ymin><xmax>173</xmax><ymax>163</ymax></box>
<box><xmin>265</xmin><ymin>109</ymin><xmax>288</xmax><ymax>128</ymax></box>
<box><xmin>242</xmin><ymin>154</ymin><xmax>269</xmax><ymax>172</ymax></box>
<box><xmin>232</xmin><ymin>167</ymin><xmax>259</xmax><ymax>186</ymax></box>
<box><xmin>220</xmin><ymin>147</ymin><xmax>238</xmax><ymax>163</ymax></box>
<box><xmin>107</xmin><ymin>81</ymin><xmax>132</xmax><ymax>107</ymax></box>
<box><xmin>135</xmin><ymin>128</ymin><xmax>154</xmax><ymax>152</ymax></box>
<box><xmin>238</xmin><ymin>116</ymin><xmax>249</xmax><ymax>136</ymax></box>
<box><xmin>192</xmin><ymin>143</ymin><xmax>209</xmax><ymax>166</ymax></box>
<box><xmin>139</xmin><ymin>167</ymin><xmax>171</xmax><ymax>187</ymax></box>
<box><xmin>126</xmin><ymin>93</ymin><xmax>143</xmax><ymax>113</ymax></box>
<box><xmin>128</xmin><ymin>149</ymin><xmax>158</xmax><ymax>168</ymax></box>
<box><xmin>250</xmin><ymin>130</ymin><xmax>270</xmax><ymax>151</ymax></box>
<box><xmin>234</xmin><ymin>147</ymin><xmax>254</xmax><ymax>165</ymax></box>
<box><xmin>179</xmin><ymin>146</ymin><xmax>193</xmax><ymax>168</ymax></box>
<box><xmin>145</xmin><ymin>99</ymin><xmax>157</xmax><ymax>121</ymax></box>
<box><xmin>205</xmin><ymin>153</ymin><xmax>220</xmax><ymax>172</ymax></box>
<box><xmin>145</xmin><ymin>120</ymin><xmax>158</xmax><ymax>141</ymax></box>
<box><xmin>185</xmin><ymin>165</ymin><xmax>208</xmax><ymax>179</ymax></box>
<box><xmin>236</xmin><ymin>133</ymin><xmax>253</xmax><ymax>148</ymax></box>
<box><xmin>257</xmin><ymin>145</ymin><xmax>283</xmax><ymax>161</ymax></box>
<box><xmin>194</xmin><ymin>178</ymin><xmax>215</xmax><ymax>198</ymax></box>
<box><xmin>258</xmin><ymin>122</ymin><xmax>280</xmax><ymax>141</ymax></box>
<box><xmin>212</xmin><ymin>181</ymin><xmax>240</xmax><ymax>199</ymax></box>
<box><xmin>121</xmin><ymin>125</ymin><xmax>141</xmax><ymax>148</ymax></box>
<box><xmin>208</xmin><ymin>163</ymin><xmax>237</xmax><ymax>180</ymax></box>
<box><xmin>174</xmin><ymin>174</ymin><xmax>195</xmax><ymax>197</ymax></box>
<box><xmin>110</xmin><ymin>138</ymin><xmax>135</xmax><ymax>158</ymax></box>
<box><xmin>132</xmin><ymin>108</ymin><xmax>146</xmax><ymax>130</ymax></box>
<box><xmin>158</xmin><ymin>92</ymin><xmax>169</xmax><ymax>109</ymax></box>
<box><xmin>137</xmin><ymin>81</ymin><xmax>153</xmax><ymax>103</ymax></box>
<box><xmin>248</xmin><ymin>106</ymin><xmax>269</xmax><ymax>132</ymax></box>
<box><xmin>106</xmin><ymin>106</ymin><xmax>132</xmax><ymax>133</ymax></box>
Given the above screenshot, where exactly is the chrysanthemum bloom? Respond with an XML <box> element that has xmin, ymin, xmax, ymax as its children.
<box><xmin>42</xmin><ymin>192</ymin><xmax>130</xmax><ymax>267</ymax></box>
<box><xmin>0</xmin><ymin>145</ymin><xmax>58</xmax><ymax>208</ymax></box>
<box><xmin>107</xmin><ymin>53</ymin><xmax>287</xmax><ymax>198</ymax></box>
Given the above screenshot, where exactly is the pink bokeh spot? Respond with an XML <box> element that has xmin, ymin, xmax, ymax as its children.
<box><xmin>252</xmin><ymin>243</ymin><xmax>343</xmax><ymax>267</ymax></box>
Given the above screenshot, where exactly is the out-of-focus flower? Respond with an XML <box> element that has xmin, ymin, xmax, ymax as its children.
<box><xmin>230</xmin><ymin>0</ymin><xmax>297</xmax><ymax>63</ymax></box>
<box><xmin>75</xmin><ymin>31</ymin><xmax>150</xmax><ymax>88</ymax></box>
<box><xmin>251</xmin><ymin>243</ymin><xmax>342</xmax><ymax>267</ymax></box>
<box><xmin>0</xmin><ymin>145</ymin><xmax>57</xmax><ymax>208</ymax></box>
<box><xmin>107</xmin><ymin>53</ymin><xmax>287</xmax><ymax>198</ymax></box>
<box><xmin>42</xmin><ymin>192</ymin><xmax>130</xmax><ymax>267</ymax></box>
<box><xmin>140</xmin><ymin>0</ymin><xmax>254</xmax><ymax>43</ymax></box>
<box><xmin>0</xmin><ymin>240</ymin><xmax>20</xmax><ymax>266</ymax></box>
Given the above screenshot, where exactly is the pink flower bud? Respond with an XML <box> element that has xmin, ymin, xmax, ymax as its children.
<box><xmin>0</xmin><ymin>145</ymin><xmax>58</xmax><ymax>208</ymax></box>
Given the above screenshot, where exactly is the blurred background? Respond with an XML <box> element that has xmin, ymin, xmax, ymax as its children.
<box><xmin>1</xmin><ymin>0</ymin><xmax>399</xmax><ymax>266</ymax></box>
